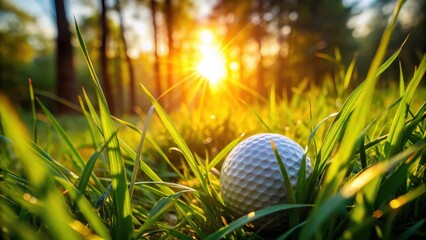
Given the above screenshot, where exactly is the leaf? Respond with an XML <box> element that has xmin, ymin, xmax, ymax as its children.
<box><xmin>140</xmin><ymin>83</ymin><xmax>207</xmax><ymax>191</ymax></box>
<box><xmin>205</xmin><ymin>204</ymin><xmax>311</xmax><ymax>240</ymax></box>
<box><xmin>37</xmin><ymin>98</ymin><xmax>85</xmax><ymax>172</ymax></box>
<box><xmin>75</xmin><ymin>18</ymin><xmax>133</xmax><ymax>238</ymax></box>
<box><xmin>57</xmin><ymin>178</ymin><xmax>111</xmax><ymax>240</ymax></box>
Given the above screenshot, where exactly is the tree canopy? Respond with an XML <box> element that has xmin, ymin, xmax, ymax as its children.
<box><xmin>0</xmin><ymin>0</ymin><xmax>424</xmax><ymax>113</ymax></box>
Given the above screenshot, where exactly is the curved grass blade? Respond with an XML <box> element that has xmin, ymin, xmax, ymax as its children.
<box><xmin>271</xmin><ymin>140</ymin><xmax>298</xmax><ymax>227</ymax></box>
<box><xmin>240</xmin><ymin>99</ymin><xmax>272</xmax><ymax>132</ymax></box>
<box><xmin>28</xmin><ymin>79</ymin><xmax>37</xmax><ymax>143</ymax></box>
<box><xmin>0</xmin><ymin>203</ymin><xmax>41</xmax><ymax>239</ymax></box>
<box><xmin>397</xmin><ymin>219</ymin><xmax>426</xmax><ymax>240</ymax></box>
<box><xmin>75</xmin><ymin>18</ymin><xmax>133</xmax><ymax>238</ymax></box>
<box><xmin>207</xmin><ymin>133</ymin><xmax>245</xmax><ymax>170</ymax></box>
<box><xmin>300</xmin><ymin>139</ymin><xmax>426</xmax><ymax>239</ymax></box>
<box><xmin>130</xmin><ymin>105</ymin><xmax>154</xmax><ymax>200</ymax></box>
<box><xmin>385</xmin><ymin>54</ymin><xmax>426</xmax><ymax>157</ymax></box>
<box><xmin>77</xmin><ymin>136</ymin><xmax>114</xmax><ymax>193</ymax></box>
<box><xmin>37</xmin><ymin>98</ymin><xmax>85</xmax><ymax>172</ymax></box>
<box><xmin>57</xmin><ymin>178</ymin><xmax>111</xmax><ymax>240</ymax></box>
<box><xmin>205</xmin><ymin>204</ymin><xmax>311</xmax><ymax>240</ymax></box>
<box><xmin>0</xmin><ymin>95</ymin><xmax>80</xmax><ymax>239</ymax></box>
<box><xmin>140</xmin><ymin>83</ymin><xmax>207</xmax><ymax>192</ymax></box>
<box><xmin>135</xmin><ymin>191</ymin><xmax>185</xmax><ymax>237</ymax></box>
<box><xmin>276</xmin><ymin>221</ymin><xmax>306</xmax><ymax>240</ymax></box>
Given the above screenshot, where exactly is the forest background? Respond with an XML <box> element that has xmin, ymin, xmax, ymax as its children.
<box><xmin>0</xmin><ymin>0</ymin><xmax>425</xmax><ymax>114</ymax></box>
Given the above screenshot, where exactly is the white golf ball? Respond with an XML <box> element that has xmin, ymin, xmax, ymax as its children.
<box><xmin>220</xmin><ymin>133</ymin><xmax>312</xmax><ymax>230</ymax></box>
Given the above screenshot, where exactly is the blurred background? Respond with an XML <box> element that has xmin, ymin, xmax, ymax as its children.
<box><xmin>0</xmin><ymin>0</ymin><xmax>425</xmax><ymax>114</ymax></box>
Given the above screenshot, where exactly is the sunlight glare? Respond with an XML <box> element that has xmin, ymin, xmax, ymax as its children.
<box><xmin>196</xmin><ymin>30</ymin><xmax>227</xmax><ymax>86</ymax></box>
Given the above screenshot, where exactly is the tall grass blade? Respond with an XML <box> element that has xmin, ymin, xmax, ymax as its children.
<box><xmin>317</xmin><ymin>0</ymin><xmax>406</xmax><ymax>202</ymax></box>
<box><xmin>300</xmin><ymin>139</ymin><xmax>425</xmax><ymax>239</ymax></box>
<box><xmin>28</xmin><ymin>79</ymin><xmax>37</xmax><ymax>143</ymax></box>
<box><xmin>207</xmin><ymin>133</ymin><xmax>244</xmax><ymax>170</ymax></box>
<box><xmin>77</xmin><ymin>139</ymin><xmax>111</xmax><ymax>193</ymax></box>
<box><xmin>37</xmin><ymin>98</ymin><xmax>85</xmax><ymax>172</ymax></box>
<box><xmin>241</xmin><ymin>99</ymin><xmax>272</xmax><ymax>132</ymax></box>
<box><xmin>205</xmin><ymin>204</ymin><xmax>311</xmax><ymax>240</ymax></box>
<box><xmin>0</xmin><ymin>95</ymin><xmax>80</xmax><ymax>239</ymax></box>
<box><xmin>130</xmin><ymin>105</ymin><xmax>154</xmax><ymax>199</ymax></box>
<box><xmin>31</xmin><ymin>142</ymin><xmax>78</xmax><ymax>182</ymax></box>
<box><xmin>120</xmin><ymin>141</ymin><xmax>175</xmax><ymax>195</ymax></box>
<box><xmin>0</xmin><ymin>203</ymin><xmax>41</xmax><ymax>239</ymax></box>
<box><xmin>136</xmin><ymin>192</ymin><xmax>184</xmax><ymax>236</ymax></box>
<box><xmin>140</xmin><ymin>83</ymin><xmax>207</xmax><ymax>191</ymax></box>
<box><xmin>82</xmin><ymin>88</ymin><xmax>102</xmax><ymax>133</ymax></box>
<box><xmin>385</xmin><ymin>54</ymin><xmax>426</xmax><ymax>157</ymax></box>
<box><xmin>270</xmin><ymin>140</ymin><xmax>298</xmax><ymax>227</ymax></box>
<box><xmin>344</xmin><ymin>55</ymin><xmax>357</xmax><ymax>90</ymax></box>
<box><xmin>78</xmin><ymin>95</ymin><xmax>99</xmax><ymax>147</ymax></box>
<box><xmin>75</xmin><ymin>18</ymin><xmax>133</xmax><ymax>238</ymax></box>
<box><xmin>57</xmin><ymin>178</ymin><xmax>111</xmax><ymax>240</ymax></box>
<box><xmin>397</xmin><ymin>219</ymin><xmax>426</xmax><ymax>240</ymax></box>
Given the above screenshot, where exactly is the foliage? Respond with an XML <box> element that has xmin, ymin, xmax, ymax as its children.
<box><xmin>1</xmin><ymin>1</ymin><xmax>426</xmax><ymax>239</ymax></box>
<box><xmin>0</xmin><ymin>0</ymin><xmax>36</xmax><ymax>103</ymax></box>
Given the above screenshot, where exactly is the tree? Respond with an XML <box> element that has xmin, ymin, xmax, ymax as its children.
<box><xmin>116</xmin><ymin>0</ymin><xmax>136</xmax><ymax>113</ymax></box>
<box><xmin>210</xmin><ymin>0</ymin><xmax>355</xmax><ymax>99</ymax></box>
<box><xmin>54</xmin><ymin>0</ymin><xmax>78</xmax><ymax>113</ymax></box>
<box><xmin>164</xmin><ymin>0</ymin><xmax>174</xmax><ymax>107</ymax></box>
<box><xmin>151</xmin><ymin>0</ymin><xmax>162</xmax><ymax>100</ymax></box>
<box><xmin>100</xmin><ymin>0</ymin><xmax>115</xmax><ymax>114</ymax></box>
<box><xmin>253</xmin><ymin>0</ymin><xmax>265</xmax><ymax>97</ymax></box>
<box><xmin>0</xmin><ymin>0</ymin><xmax>35</xmax><ymax>103</ymax></box>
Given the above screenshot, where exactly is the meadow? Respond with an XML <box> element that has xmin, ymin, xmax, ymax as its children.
<box><xmin>1</xmin><ymin>1</ymin><xmax>426</xmax><ymax>239</ymax></box>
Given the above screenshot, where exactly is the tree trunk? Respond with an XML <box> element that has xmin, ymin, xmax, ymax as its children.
<box><xmin>151</xmin><ymin>0</ymin><xmax>162</xmax><ymax>101</ymax></box>
<box><xmin>100</xmin><ymin>0</ymin><xmax>115</xmax><ymax>114</ymax></box>
<box><xmin>254</xmin><ymin>0</ymin><xmax>264</xmax><ymax>97</ymax></box>
<box><xmin>165</xmin><ymin>0</ymin><xmax>174</xmax><ymax>108</ymax></box>
<box><xmin>54</xmin><ymin>0</ymin><xmax>78</xmax><ymax>113</ymax></box>
<box><xmin>116</xmin><ymin>0</ymin><xmax>136</xmax><ymax>113</ymax></box>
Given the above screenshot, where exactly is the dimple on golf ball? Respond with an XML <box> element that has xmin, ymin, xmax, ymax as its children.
<box><xmin>220</xmin><ymin>133</ymin><xmax>312</xmax><ymax>229</ymax></box>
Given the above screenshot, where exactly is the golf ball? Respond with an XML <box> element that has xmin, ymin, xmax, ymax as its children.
<box><xmin>220</xmin><ymin>133</ymin><xmax>312</xmax><ymax>230</ymax></box>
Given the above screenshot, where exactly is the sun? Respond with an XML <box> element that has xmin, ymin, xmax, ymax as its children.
<box><xmin>196</xmin><ymin>30</ymin><xmax>227</xmax><ymax>86</ymax></box>
<box><xmin>197</xmin><ymin>47</ymin><xmax>227</xmax><ymax>86</ymax></box>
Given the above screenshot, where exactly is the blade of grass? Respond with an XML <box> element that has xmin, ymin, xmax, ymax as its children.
<box><xmin>78</xmin><ymin>95</ymin><xmax>99</xmax><ymax>147</ymax></box>
<box><xmin>344</xmin><ymin>54</ymin><xmax>357</xmax><ymax>90</ymax></box>
<box><xmin>0</xmin><ymin>203</ymin><xmax>41</xmax><ymax>239</ymax></box>
<box><xmin>205</xmin><ymin>204</ymin><xmax>311</xmax><ymax>240</ymax></box>
<box><xmin>0</xmin><ymin>95</ymin><xmax>80</xmax><ymax>239</ymax></box>
<box><xmin>385</xmin><ymin>53</ymin><xmax>426</xmax><ymax>157</ymax></box>
<box><xmin>130</xmin><ymin>105</ymin><xmax>154</xmax><ymax>200</ymax></box>
<box><xmin>75</xmin><ymin>18</ymin><xmax>133</xmax><ymax>238</ymax></box>
<box><xmin>77</xmin><ymin>137</ymin><xmax>112</xmax><ymax>193</ymax></box>
<box><xmin>349</xmin><ymin>52</ymin><xmax>426</xmax><ymax>239</ymax></box>
<box><xmin>317</xmin><ymin>0</ymin><xmax>406</xmax><ymax>203</ymax></box>
<box><xmin>270</xmin><ymin>140</ymin><xmax>298</xmax><ymax>227</ymax></box>
<box><xmin>207</xmin><ymin>133</ymin><xmax>245</xmax><ymax>170</ymax></box>
<box><xmin>82</xmin><ymin>88</ymin><xmax>102</xmax><ymax>133</ymax></box>
<box><xmin>37</xmin><ymin>98</ymin><xmax>85</xmax><ymax>172</ymax></box>
<box><xmin>120</xmin><ymin>140</ymin><xmax>175</xmax><ymax>195</ymax></box>
<box><xmin>140</xmin><ymin>83</ymin><xmax>207</xmax><ymax>192</ymax></box>
<box><xmin>240</xmin><ymin>99</ymin><xmax>272</xmax><ymax>132</ymax></box>
<box><xmin>397</xmin><ymin>219</ymin><xmax>426</xmax><ymax>240</ymax></box>
<box><xmin>57</xmin><ymin>178</ymin><xmax>111</xmax><ymax>240</ymax></box>
<box><xmin>31</xmin><ymin>142</ymin><xmax>78</xmax><ymax>182</ymax></box>
<box><xmin>28</xmin><ymin>79</ymin><xmax>37</xmax><ymax>143</ymax></box>
<box><xmin>300</xmin><ymin>139</ymin><xmax>425</xmax><ymax>239</ymax></box>
<box><xmin>136</xmin><ymin>192</ymin><xmax>184</xmax><ymax>236</ymax></box>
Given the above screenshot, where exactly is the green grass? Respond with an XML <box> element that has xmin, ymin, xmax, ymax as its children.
<box><xmin>1</xmin><ymin>0</ymin><xmax>426</xmax><ymax>239</ymax></box>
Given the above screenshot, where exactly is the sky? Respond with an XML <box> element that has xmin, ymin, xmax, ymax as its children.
<box><xmin>14</xmin><ymin>0</ymin><xmax>215</xmax><ymax>39</ymax></box>
<box><xmin>13</xmin><ymin>0</ymin><xmax>217</xmax><ymax>56</ymax></box>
